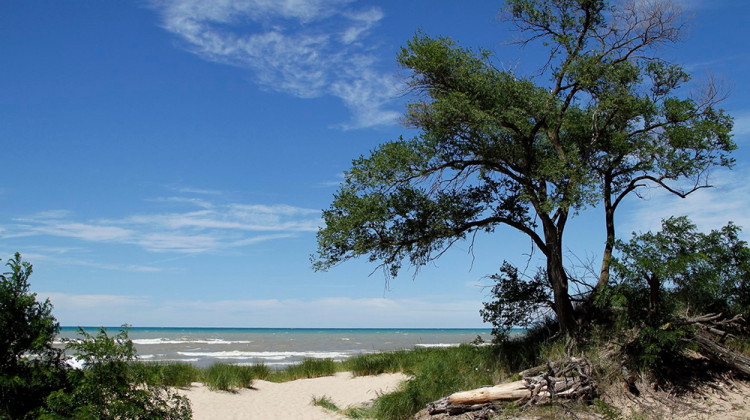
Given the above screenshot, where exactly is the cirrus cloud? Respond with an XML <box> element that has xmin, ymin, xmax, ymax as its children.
<box><xmin>150</xmin><ymin>0</ymin><xmax>401</xmax><ymax>129</ymax></box>
<box><xmin>4</xmin><ymin>199</ymin><xmax>321</xmax><ymax>254</ymax></box>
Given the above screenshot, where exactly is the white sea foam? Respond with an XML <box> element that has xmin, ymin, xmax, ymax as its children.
<box><xmin>414</xmin><ymin>343</ymin><xmax>460</xmax><ymax>348</ymax></box>
<box><xmin>65</xmin><ymin>357</ymin><xmax>85</xmax><ymax>370</ymax></box>
<box><xmin>150</xmin><ymin>358</ymin><xmax>201</xmax><ymax>363</ymax></box>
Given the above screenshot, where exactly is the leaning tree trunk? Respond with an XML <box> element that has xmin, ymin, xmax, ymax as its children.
<box><xmin>546</xmin><ymin>237</ymin><xmax>577</xmax><ymax>333</ymax></box>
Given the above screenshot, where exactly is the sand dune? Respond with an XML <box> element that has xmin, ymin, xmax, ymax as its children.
<box><xmin>179</xmin><ymin>372</ymin><xmax>408</xmax><ymax>419</ymax></box>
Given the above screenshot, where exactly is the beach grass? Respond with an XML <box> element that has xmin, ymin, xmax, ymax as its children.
<box><xmin>343</xmin><ymin>350</ymin><xmax>416</xmax><ymax>376</ymax></box>
<box><xmin>160</xmin><ymin>362</ymin><xmax>202</xmax><ymax>387</ymax></box>
<box><xmin>365</xmin><ymin>345</ymin><xmax>512</xmax><ymax>419</ymax></box>
<box><xmin>268</xmin><ymin>358</ymin><xmax>339</xmax><ymax>382</ymax></box>
<box><xmin>145</xmin><ymin>334</ymin><xmax>555</xmax><ymax>418</ymax></box>
<box><xmin>311</xmin><ymin>395</ymin><xmax>340</xmax><ymax>411</ymax></box>
<box><xmin>203</xmin><ymin>363</ymin><xmax>261</xmax><ymax>391</ymax></box>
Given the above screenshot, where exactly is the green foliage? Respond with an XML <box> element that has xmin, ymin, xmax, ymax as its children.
<box><xmin>609</xmin><ymin>217</ymin><xmax>750</xmax><ymax>321</ymax></box>
<box><xmin>624</xmin><ymin>325</ymin><xmax>689</xmax><ymax>370</ymax></box>
<box><xmin>203</xmin><ymin>363</ymin><xmax>260</xmax><ymax>391</ymax></box>
<box><xmin>345</xmin><ymin>351</ymin><xmax>416</xmax><ymax>376</ymax></box>
<box><xmin>0</xmin><ymin>255</ymin><xmax>197</xmax><ymax>418</ymax></box>
<box><xmin>41</xmin><ymin>326</ymin><xmax>192</xmax><ymax>419</ymax></box>
<box><xmin>367</xmin><ymin>345</ymin><xmax>511</xmax><ymax>420</ymax></box>
<box><xmin>480</xmin><ymin>262</ymin><xmax>552</xmax><ymax>341</ymax></box>
<box><xmin>0</xmin><ymin>253</ymin><xmax>68</xmax><ymax>419</ymax></box>
<box><xmin>311</xmin><ymin>395</ymin><xmax>340</xmax><ymax>411</ymax></box>
<box><xmin>314</xmin><ymin>0</ymin><xmax>735</xmax><ymax>333</ymax></box>
<box><xmin>154</xmin><ymin>363</ymin><xmax>202</xmax><ymax>388</ymax></box>
<box><xmin>270</xmin><ymin>358</ymin><xmax>337</xmax><ymax>382</ymax></box>
<box><xmin>598</xmin><ymin>217</ymin><xmax>750</xmax><ymax>370</ymax></box>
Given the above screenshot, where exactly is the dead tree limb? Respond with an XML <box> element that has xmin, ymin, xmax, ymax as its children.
<box><xmin>427</xmin><ymin>358</ymin><xmax>596</xmax><ymax>416</ymax></box>
<box><xmin>679</xmin><ymin>313</ymin><xmax>750</xmax><ymax>377</ymax></box>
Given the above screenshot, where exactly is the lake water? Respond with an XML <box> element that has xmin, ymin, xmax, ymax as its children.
<box><xmin>56</xmin><ymin>327</ymin><xmax>495</xmax><ymax>368</ymax></box>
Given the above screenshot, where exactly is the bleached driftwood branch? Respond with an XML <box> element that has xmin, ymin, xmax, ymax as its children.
<box><xmin>427</xmin><ymin>358</ymin><xmax>596</xmax><ymax>416</ymax></box>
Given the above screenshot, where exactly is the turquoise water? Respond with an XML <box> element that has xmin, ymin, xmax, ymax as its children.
<box><xmin>56</xmin><ymin>327</ymin><xmax>496</xmax><ymax>368</ymax></box>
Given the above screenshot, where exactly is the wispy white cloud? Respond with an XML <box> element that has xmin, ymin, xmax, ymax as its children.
<box><xmin>179</xmin><ymin>187</ymin><xmax>221</xmax><ymax>195</ymax></box>
<box><xmin>150</xmin><ymin>0</ymin><xmax>400</xmax><ymax>129</ymax></box>
<box><xmin>316</xmin><ymin>172</ymin><xmax>345</xmax><ymax>187</ymax></box>
<box><xmin>622</xmin><ymin>167</ymin><xmax>750</xmax><ymax>237</ymax></box>
<box><xmin>4</xmin><ymin>200</ymin><xmax>321</xmax><ymax>254</ymax></box>
<box><xmin>731</xmin><ymin>111</ymin><xmax>750</xmax><ymax>138</ymax></box>
<box><xmin>31</xmin><ymin>255</ymin><xmax>162</xmax><ymax>273</ymax></box>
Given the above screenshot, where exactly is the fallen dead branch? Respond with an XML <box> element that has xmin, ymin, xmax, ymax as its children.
<box><xmin>426</xmin><ymin>358</ymin><xmax>596</xmax><ymax>416</ymax></box>
<box><xmin>679</xmin><ymin>313</ymin><xmax>750</xmax><ymax>378</ymax></box>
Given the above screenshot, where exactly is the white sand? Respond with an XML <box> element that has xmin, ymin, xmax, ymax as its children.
<box><xmin>179</xmin><ymin>372</ymin><xmax>408</xmax><ymax>420</ymax></box>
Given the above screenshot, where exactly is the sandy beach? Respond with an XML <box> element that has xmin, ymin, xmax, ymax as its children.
<box><xmin>179</xmin><ymin>372</ymin><xmax>408</xmax><ymax>419</ymax></box>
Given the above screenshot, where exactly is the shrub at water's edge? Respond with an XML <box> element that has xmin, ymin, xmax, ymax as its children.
<box><xmin>0</xmin><ymin>254</ymin><xmax>192</xmax><ymax>419</ymax></box>
<box><xmin>42</xmin><ymin>327</ymin><xmax>192</xmax><ymax>419</ymax></box>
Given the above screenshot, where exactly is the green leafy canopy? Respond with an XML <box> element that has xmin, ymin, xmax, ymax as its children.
<box><xmin>314</xmin><ymin>0</ymin><xmax>735</xmax><ymax>332</ymax></box>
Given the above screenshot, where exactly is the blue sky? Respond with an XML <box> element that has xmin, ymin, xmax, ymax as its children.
<box><xmin>2</xmin><ymin>0</ymin><xmax>749</xmax><ymax>328</ymax></box>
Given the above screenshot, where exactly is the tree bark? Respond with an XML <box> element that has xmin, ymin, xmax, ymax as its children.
<box><xmin>692</xmin><ymin>330</ymin><xmax>750</xmax><ymax>377</ymax></box>
<box><xmin>546</xmin><ymin>234</ymin><xmax>577</xmax><ymax>333</ymax></box>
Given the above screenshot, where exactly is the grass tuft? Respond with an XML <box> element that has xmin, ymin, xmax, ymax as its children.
<box><xmin>160</xmin><ymin>362</ymin><xmax>201</xmax><ymax>387</ymax></box>
<box><xmin>203</xmin><ymin>363</ymin><xmax>261</xmax><ymax>391</ymax></box>
<box><xmin>344</xmin><ymin>351</ymin><xmax>415</xmax><ymax>376</ymax></box>
<box><xmin>269</xmin><ymin>358</ymin><xmax>337</xmax><ymax>382</ymax></box>
<box><xmin>311</xmin><ymin>395</ymin><xmax>340</xmax><ymax>411</ymax></box>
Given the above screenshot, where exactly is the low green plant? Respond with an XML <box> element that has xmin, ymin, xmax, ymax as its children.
<box><xmin>203</xmin><ymin>363</ymin><xmax>258</xmax><ymax>391</ymax></box>
<box><xmin>341</xmin><ymin>405</ymin><xmax>375</xmax><ymax>419</ymax></box>
<box><xmin>311</xmin><ymin>395</ymin><xmax>340</xmax><ymax>411</ymax></box>
<box><xmin>344</xmin><ymin>351</ymin><xmax>415</xmax><ymax>376</ymax></box>
<box><xmin>160</xmin><ymin>362</ymin><xmax>202</xmax><ymax>387</ymax></box>
<box><xmin>592</xmin><ymin>398</ymin><xmax>621</xmax><ymax>420</ymax></box>
<box><xmin>598</xmin><ymin>217</ymin><xmax>750</xmax><ymax>371</ymax></box>
<box><xmin>270</xmin><ymin>358</ymin><xmax>337</xmax><ymax>381</ymax></box>
<box><xmin>367</xmin><ymin>345</ymin><xmax>512</xmax><ymax>420</ymax></box>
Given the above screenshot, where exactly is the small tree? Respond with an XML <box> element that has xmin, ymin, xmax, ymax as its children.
<box><xmin>480</xmin><ymin>262</ymin><xmax>552</xmax><ymax>341</ymax></box>
<box><xmin>597</xmin><ymin>217</ymin><xmax>750</xmax><ymax>369</ymax></box>
<box><xmin>0</xmin><ymin>253</ymin><xmax>67</xmax><ymax>419</ymax></box>
<box><xmin>611</xmin><ymin>217</ymin><xmax>750</xmax><ymax>323</ymax></box>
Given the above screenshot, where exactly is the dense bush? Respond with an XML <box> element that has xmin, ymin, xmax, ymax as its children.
<box><xmin>41</xmin><ymin>326</ymin><xmax>192</xmax><ymax>419</ymax></box>
<box><xmin>0</xmin><ymin>254</ymin><xmax>192</xmax><ymax>419</ymax></box>
<box><xmin>597</xmin><ymin>217</ymin><xmax>750</xmax><ymax>369</ymax></box>
<box><xmin>0</xmin><ymin>253</ymin><xmax>69</xmax><ymax>419</ymax></box>
<box><xmin>479</xmin><ymin>262</ymin><xmax>552</xmax><ymax>342</ymax></box>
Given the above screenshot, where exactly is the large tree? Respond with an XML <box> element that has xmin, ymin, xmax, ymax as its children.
<box><xmin>314</xmin><ymin>0</ymin><xmax>734</xmax><ymax>333</ymax></box>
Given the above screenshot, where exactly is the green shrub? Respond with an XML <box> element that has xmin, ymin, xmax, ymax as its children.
<box><xmin>0</xmin><ymin>253</ymin><xmax>69</xmax><ymax>419</ymax></box>
<box><xmin>42</xmin><ymin>326</ymin><xmax>192</xmax><ymax>419</ymax></box>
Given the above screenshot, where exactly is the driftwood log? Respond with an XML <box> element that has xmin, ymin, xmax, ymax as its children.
<box><xmin>680</xmin><ymin>313</ymin><xmax>750</xmax><ymax>377</ymax></box>
<box><xmin>427</xmin><ymin>358</ymin><xmax>596</xmax><ymax>416</ymax></box>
